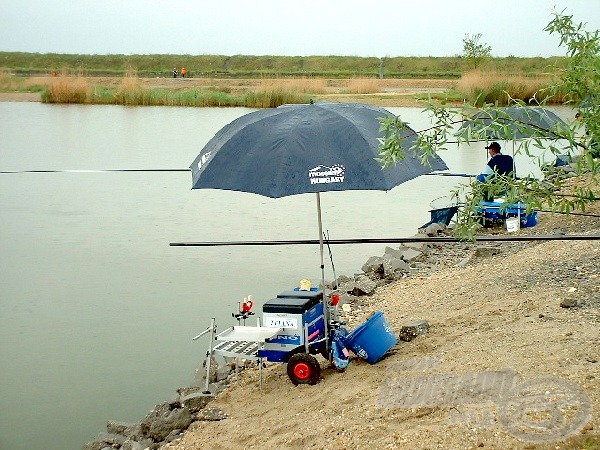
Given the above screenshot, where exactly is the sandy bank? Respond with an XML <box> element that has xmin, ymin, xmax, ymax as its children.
<box><xmin>161</xmin><ymin>188</ymin><xmax>599</xmax><ymax>450</ymax></box>
<box><xmin>0</xmin><ymin>76</ymin><xmax>455</xmax><ymax>107</ymax></box>
<box><xmin>0</xmin><ymin>92</ymin><xmax>41</xmax><ymax>102</ymax></box>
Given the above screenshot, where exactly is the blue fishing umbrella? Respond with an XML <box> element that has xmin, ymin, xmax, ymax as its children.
<box><xmin>191</xmin><ymin>102</ymin><xmax>447</xmax><ymax>197</ymax></box>
<box><xmin>189</xmin><ymin>102</ymin><xmax>447</xmax><ymax>317</ymax></box>
<box><xmin>457</xmin><ymin>106</ymin><xmax>571</xmax><ymax>177</ymax></box>
<box><xmin>458</xmin><ymin>106</ymin><xmax>568</xmax><ymax>141</ymax></box>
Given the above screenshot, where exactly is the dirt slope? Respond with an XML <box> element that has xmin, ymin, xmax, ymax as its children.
<box><xmin>164</xmin><ymin>184</ymin><xmax>600</xmax><ymax>450</ymax></box>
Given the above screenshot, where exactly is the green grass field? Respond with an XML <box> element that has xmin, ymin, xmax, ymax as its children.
<box><xmin>0</xmin><ymin>52</ymin><xmax>566</xmax><ymax>79</ymax></box>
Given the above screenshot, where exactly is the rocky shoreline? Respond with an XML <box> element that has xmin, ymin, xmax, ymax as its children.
<box><xmin>81</xmin><ymin>221</ymin><xmax>544</xmax><ymax>450</ymax></box>
<box><xmin>81</xmin><ymin>203</ymin><xmax>600</xmax><ymax>449</ymax></box>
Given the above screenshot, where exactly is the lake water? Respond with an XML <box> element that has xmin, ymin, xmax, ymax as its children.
<box><xmin>0</xmin><ymin>102</ymin><xmax>573</xmax><ymax>450</ymax></box>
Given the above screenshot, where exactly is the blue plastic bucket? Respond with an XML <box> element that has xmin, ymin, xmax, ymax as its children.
<box><xmin>345</xmin><ymin>311</ymin><xmax>397</xmax><ymax>364</ymax></box>
<box><xmin>521</xmin><ymin>211</ymin><xmax>538</xmax><ymax>228</ymax></box>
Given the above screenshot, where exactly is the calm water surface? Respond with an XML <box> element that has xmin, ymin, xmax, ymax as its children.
<box><xmin>0</xmin><ymin>102</ymin><xmax>573</xmax><ymax>450</ymax></box>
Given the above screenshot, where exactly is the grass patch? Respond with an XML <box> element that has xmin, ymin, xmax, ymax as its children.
<box><xmin>454</xmin><ymin>70</ymin><xmax>563</xmax><ymax>105</ymax></box>
<box><xmin>40</xmin><ymin>74</ymin><xmax>311</xmax><ymax>107</ymax></box>
<box><xmin>21</xmin><ymin>71</ymin><xmax>568</xmax><ymax>108</ymax></box>
<box><xmin>256</xmin><ymin>77</ymin><xmax>327</xmax><ymax>94</ymax></box>
<box><xmin>0</xmin><ymin>70</ymin><xmax>45</xmax><ymax>93</ymax></box>
<box><xmin>42</xmin><ymin>75</ymin><xmax>91</xmax><ymax>103</ymax></box>
<box><xmin>345</xmin><ymin>78</ymin><xmax>381</xmax><ymax>94</ymax></box>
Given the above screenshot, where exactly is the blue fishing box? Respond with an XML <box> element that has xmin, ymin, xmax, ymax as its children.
<box><xmin>478</xmin><ymin>201</ymin><xmax>538</xmax><ymax>228</ymax></box>
<box><xmin>259</xmin><ymin>290</ymin><xmax>325</xmax><ymax>362</ymax></box>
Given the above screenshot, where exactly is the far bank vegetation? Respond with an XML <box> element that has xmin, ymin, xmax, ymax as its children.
<box><xmin>0</xmin><ymin>52</ymin><xmax>568</xmax><ymax>107</ymax></box>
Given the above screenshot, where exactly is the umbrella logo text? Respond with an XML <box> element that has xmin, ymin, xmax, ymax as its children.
<box><xmin>309</xmin><ymin>164</ymin><xmax>345</xmax><ymax>185</ymax></box>
<box><xmin>196</xmin><ymin>151</ymin><xmax>213</xmax><ymax>171</ymax></box>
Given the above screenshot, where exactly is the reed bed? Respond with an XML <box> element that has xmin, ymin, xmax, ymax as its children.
<box><xmin>454</xmin><ymin>70</ymin><xmax>564</xmax><ymax>105</ymax></box>
<box><xmin>35</xmin><ymin>72</ymin><xmax>567</xmax><ymax>107</ymax></box>
<box><xmin>345</xmin><ymin>78</ymin><xmax>381</xmax><ymax>94</ymax></box>
<box><xmin>41</xmin><ymin>75</ymin><xmax>312</xmax><ymax>107</ymax></box>
<box><xmin>42</xmin><ymin>75</ymin><xmax>92</xmax><ymax>103</ymax></box>
<box><xmin>256</xmin><ymin>77</ymin><xmax>327</xmax><ymax>94</ymax></box>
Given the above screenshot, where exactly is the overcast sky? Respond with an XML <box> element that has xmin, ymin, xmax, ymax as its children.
<box><xmin>1</xmin><ymin>1</ymin><xmax>599</xmax><ymax>57</ymax></box>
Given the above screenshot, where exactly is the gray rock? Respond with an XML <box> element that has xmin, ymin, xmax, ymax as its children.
<box><xmin>399</xmin><ymin>320</ymin><xmax>431</xmax><ymax>342</ymax></box>
<box><xmin>456</xmin><ymin>255</ymin><xmax>472</xmax><ymax>268</ymax></box>
<box><xmin>140</xmin><ymin>402</ymin><xmax>194</xmax><ymax>442</ymax></box>
<box><xmin>424</xmin><ymin>223</ymin><xmax>445</xmax><ymax>236</ymax></box>
<box><xmin>337</xmin><ymin>274</ymin><xmax>352</xmax><ymax>282</ymax></box>
<box><xmin>338</xmin><ymin>276</ymin><xmax>376</xmax><ymax>296</ymax></box>
<box><xmin>333</xmin><ymin>274</ymin><xmax>352</xmax><ymax>288</ymax></box>
<box><xmin>121</xmin><ymin>439</ymin><xmax>145</xmax><ymax>450</ymax></box>
<box><xmin>208</xmin><ymin>380</ymin><xmax>229</xmax><ymax>395</ymax></box>
<box><xmin>404</xmin><ymin>234</ymin><xmax>433</xmax><ymax>250</ymax></box>
<box><xmin>361</xmin><ymin>256</ymin><xmax>385</xmax><ymax>276</ymax></box>
<box><xmin>384</xmin><ymin>246</ymin><xmax>404</xmax><ymax>259</ymax></box>
<box><xmin>350</xmin><ymin>275</ymin><xmax>377</xmax><ymax>296</ymax></box>
<box><xmin>398</xmin><ymin>246</ymin><xmax>423</xmax><ymax>262</ymax></box>
<box><xmin>147</xmin><ymin>408</ymin><xmax>193</xmax><ymax>442</ymax></box>
<box><xmin>560</xmin><ymin>298</ymin><xmax>578</xmax><ymax>308</ymax></box>
<box><xmin>180</xmin><ymin>391</ymin><xmax>213</xmax><ymax>413</ymax></box>
<box><xmin>177</xmin><ymin>386</ymin><xmax>203</xmax><ymax>397</ymax></box>
<box><xmin>82</xmin><ymin>440</ymin><xmax>107</xmax><ymax>450</ymax></box>
<box><xmin>136</xmin><ymin>437</ymin><xmax>155</xmax><ymax>449</ymax></box>
<box><xmin>382</xmin><ymin>254</ymin><xmax>411</xmax><ymax>276</ymax></box>
<box><xmin>106</xmin><ymin>420</ymin><xmax>139</xmax><ymax>438</ymax></box>
<box><xmin>83</xmin><ymin>432</ymin><xmax>127</xmax><ymax>450</ymax></box>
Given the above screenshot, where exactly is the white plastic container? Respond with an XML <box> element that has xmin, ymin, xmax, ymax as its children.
<box><xmin>505</xmin><ymin>217</ymin><xmax>520</xmax><ymax>232</ymax></box>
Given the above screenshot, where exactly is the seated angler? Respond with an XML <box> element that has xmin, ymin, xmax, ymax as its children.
<box><xmin>476</xmin><ymin>142</ymin><xmax>515</xmax><ymax>201</ymax></box>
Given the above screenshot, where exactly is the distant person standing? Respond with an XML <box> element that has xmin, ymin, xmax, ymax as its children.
<box><xmin>181</xmin><ymin>67</ymin><xmax>187</xmax><ymax>78</ymax></box>
<box><xmin>173</xmin><ymin>67</ymin><xmax>178</xmax><ymax>78</ymax></box>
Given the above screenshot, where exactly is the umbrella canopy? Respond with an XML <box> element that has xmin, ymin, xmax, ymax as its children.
<box><xmin>191</xmin><ymin>102</ymin><xmax>447</xmax><ymax>197</ymax></box>
<box><xmin>458</xmin><ymin>106</ymin><xmax>568</xmax><ymax>140</ymax></box>
<box><xmin>189</xmin><ymin>102</ymin><xmax>447</xmax><ymax>338</ymax></box>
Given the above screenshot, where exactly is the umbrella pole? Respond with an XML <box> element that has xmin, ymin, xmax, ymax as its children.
<box><xmin>317</xmin><ymin>192</ymin><xmax>325</xmax><ymax>288</ymax></box>
<box><xmin>316</xmin><ymin>193</ymin><xmax>330</xmax><ymax>354</ymax></box>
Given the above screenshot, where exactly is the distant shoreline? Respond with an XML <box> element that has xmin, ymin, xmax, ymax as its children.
<box><xmin>0</xmin><ymin>91</ymin><xmax>432</xmax><ymax>107</ymax></box>
<box><xmin>0</xmin><ymin>76</ymin><xmax>456</xmax><ymax>107</ymax></box>
<box><xmin>0</xmin><ymin>92</ymin><xmax>41</xmax><ymax>102</ymax></box>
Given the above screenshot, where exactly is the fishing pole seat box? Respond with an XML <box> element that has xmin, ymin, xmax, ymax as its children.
<box><xmin>258</xmin><ymin>290</ymin><xmax>325</xmax><ymax>362</ymax></box>
<box><xmin>478</xmin><ymin>201</ymin><xmax>538</xmax><ymax>228</ymax></box>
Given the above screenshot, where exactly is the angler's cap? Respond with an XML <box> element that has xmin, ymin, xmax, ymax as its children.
<box><xmin>485</xmin><ymin>142</ymin><xmax>501</xmax><ymax>151</ymax></box>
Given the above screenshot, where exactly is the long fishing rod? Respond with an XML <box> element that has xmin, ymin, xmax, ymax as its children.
<box><xmin>0</xmin><ymin>168</ymin><xmax>471</xmax><ymax>176</ymax></box>
<box><xmin>0</xmin><ymin>168</ymin><xmax>190</xmax><ymax>174</ymax></box>
<box><xmin>5</xmin><ymin>168</ymin><xmax>597</xmax><ymax>210</ymax></box>
<box><xmin>426</xmin><ymin>172</ymin><xmax>475</xmax><ymax>178</ymax></box>
<box><xmin>434</xmin><ymin>200</ymin><xmax>600</xmax><ymax>218</ymax></box>
<box><xmin>537</xmin><ymin>209</ymin><xmax>600</xmax><ymax>218</ymax></box>
<box><xmin>170</xmin><ymin>234</ymin><xmax>600</xmax><ymax>247</ymax></box>
<box><xmin>0</xmin><ymin>169</ymin><xmax>476</xmax><ymax>177</ymax></box>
